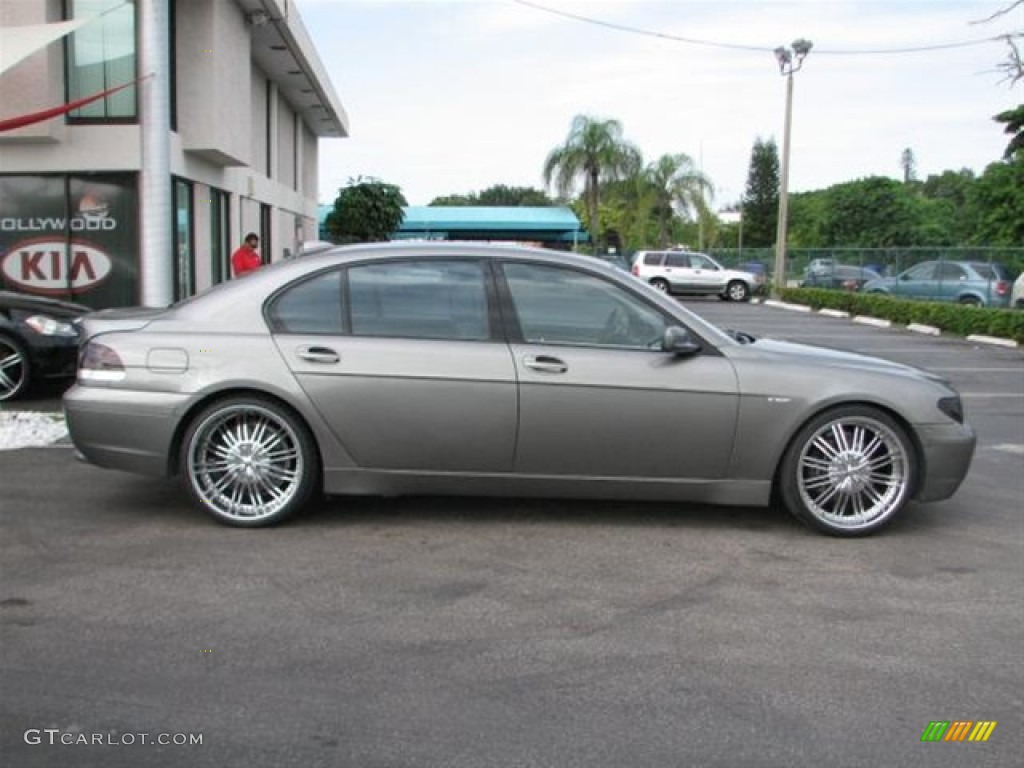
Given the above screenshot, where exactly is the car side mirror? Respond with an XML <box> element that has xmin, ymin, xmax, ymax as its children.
<box><xmin>662</xmin><ymin>326</ymin><xmax>701</xmax><ymax>356</ymax></box>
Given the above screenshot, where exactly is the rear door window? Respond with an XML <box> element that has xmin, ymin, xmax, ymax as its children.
<box><xmin>348</xmin><ymin>259</ymin><xmax>490</xmax><ymax>341</ymax></box>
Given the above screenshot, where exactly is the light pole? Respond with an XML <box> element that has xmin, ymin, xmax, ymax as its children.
<box><xmin>772</xmin><ymin>38</ymin><xmax>812</xmax><ymax>297</ymax></box>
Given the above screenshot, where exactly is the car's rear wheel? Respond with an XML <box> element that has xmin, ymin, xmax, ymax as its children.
<box><xmin>180</xmin><ymin>396</ymin><xmax>319</xmax><ymax>527</ymax></box>
<box><xmin>779</xmin><ymin>405</ymin><xmax>915</xmax><ymax>536</ymax></box>
<box><xmin>0</xmin><ymin>335</ymin><xmax>30</xmax><ymax>402</ymax></box>
<box><xmin>958</xmin><ymin>296</ymin><xmax>982</xmax><ymax>307</ymax></box>
<box><xmin>649</xmin><ymin>278</ymin><xmax>669</xmax><ymax>293</ymax></box>
<box><xmin>725</xmin><ymin>280</ymin><xmax>750</xmax><ymax>302</ymax></box>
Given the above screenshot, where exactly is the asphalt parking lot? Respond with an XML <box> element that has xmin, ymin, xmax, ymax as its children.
<box><xmin>1</xmin><ymin>299</ymin><xmax>1022</xmax><ymax>767</ymax></box>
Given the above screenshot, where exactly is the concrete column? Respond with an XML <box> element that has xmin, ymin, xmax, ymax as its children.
<box><xmin>139</xmin><ymin>0</ymin><xmax>173</xmax><ymax>306</ymax></box>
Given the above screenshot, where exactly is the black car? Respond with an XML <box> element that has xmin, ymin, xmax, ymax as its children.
<box><xmin>800</xmin><ymin>265</ymin><xmax>882</xmax><ymax>292</ymax></box>
<box><xmin>0</xmin><ymin>291</ymin><xmax>90</xmax><ymax>401</ymax></box>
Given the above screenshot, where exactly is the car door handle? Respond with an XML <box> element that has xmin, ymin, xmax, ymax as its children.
<box><xmin>296</xmin><ymin>345</ymin><xmax>340</xmax><ymax>364</ymax></box>
<box><xmin>524</xmin><ymin>355</ymin><xmax>568</xmax><ymax>374</ymax></box>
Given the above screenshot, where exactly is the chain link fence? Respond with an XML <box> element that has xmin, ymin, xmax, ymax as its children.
<box><xmin>708</xmin><ymin>247</ymin><xmax>1024</xmax><ymax>283</ymax></box>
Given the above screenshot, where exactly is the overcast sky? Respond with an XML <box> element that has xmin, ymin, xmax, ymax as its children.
<box><xmin>295</xmin><ymin>0</ymin><xmax>1021</xmax><ymax>208</ymax></box>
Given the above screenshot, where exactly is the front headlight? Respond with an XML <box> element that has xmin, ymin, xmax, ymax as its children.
<box><xmin>25</xmin><ymin>314</ymin><xmax>78</xmax><ymax>338</ymax></box>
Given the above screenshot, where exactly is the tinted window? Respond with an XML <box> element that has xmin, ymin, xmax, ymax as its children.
<box><xmin>904</xmin><ymin>263</ymin><xmax>936</xmax><ymax>280</ymax></box>
<box><xmin>349</xmin><ymin>260</ymin><xmax>488</xmax><ymax>341</ymax></box>
<box><xmin>972</xmin><ymin>263</ymin><xmax>1005</xmax><ymax>280</ymax></box>
<box><xmin>67</xmin><ymin>0</ymin><xmax>137</xmax><ymax>119</ymax></box>
<box><xmin>642</xmin><ymin>253</ymin><xmax>664</xmax><ymax>266</ymax></box>
<box><xmin>665</xmin><ymin>253</ymin><xmax>690</xmax><ymax>268</ymax></box>
<box><xmin>269</xmin><ymin>271</ymin><xmax>344</xmax><ymax>334</ymax></box>
<box><xmin>936</xmin><ymin>263</ymin><xmax>966</xmax><ymax>280</ymax></box>
<box><xmin>503</xmin><ymin>263</ymin><xmax>668</xmax><ymax>349</ymax></box>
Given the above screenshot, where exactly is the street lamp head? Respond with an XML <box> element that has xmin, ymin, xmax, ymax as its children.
<box><xmin>792</xmin><ymin>38</ymin><xmax>813</xmax><ymax>57</ymax></box>
<box><xmin>774</xmin><ymin>46</ymin><xmax>792</xmax><ymax>73</ymax></box>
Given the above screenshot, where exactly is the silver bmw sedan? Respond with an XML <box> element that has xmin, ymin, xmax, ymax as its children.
<box><xmin>64</xmin><ymin>242</ymin><xmax>975</xmax><ymax>536</ymax></box>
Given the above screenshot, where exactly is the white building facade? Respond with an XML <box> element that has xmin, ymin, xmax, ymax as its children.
<box><xmin>0</xmin><ymin>0</ymin><xmax>347</xmax><ymax>308</ymax></box>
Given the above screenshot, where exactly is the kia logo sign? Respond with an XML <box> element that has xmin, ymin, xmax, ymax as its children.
<box><xmin>1</xmin><ymin>238</ymin><xmax>112</xmax><ymax>295</ymax></box>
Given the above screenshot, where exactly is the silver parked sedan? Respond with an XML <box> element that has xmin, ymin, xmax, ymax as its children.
<box><xmin>64</xmin><ymin>243</ymin><xmax>975</xmax><ymax>536</ymax></box>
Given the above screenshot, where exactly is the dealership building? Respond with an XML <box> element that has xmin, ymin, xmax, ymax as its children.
<box><xmin>0</xmin><ymin>0</ymin><xmax>347</xmax><ymax>308</ymax></box>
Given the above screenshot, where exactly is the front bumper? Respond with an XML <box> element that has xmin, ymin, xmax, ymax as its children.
<box><xmin>914</xmin><ymin>422</ymin><xmax>977</xmax><ymax>502</ymax></box>
<box><xmin>63</xmin><ymin>384</ymin><xmax>189</xmax><ymax>477</ymax></box>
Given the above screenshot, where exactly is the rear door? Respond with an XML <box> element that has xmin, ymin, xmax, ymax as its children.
<box><xmin>269</xmin><ymin>258</ymin><xmax>517</xmax><ymax>472</ymax></box>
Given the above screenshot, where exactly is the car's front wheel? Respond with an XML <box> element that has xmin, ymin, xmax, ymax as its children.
<box><xmin>724</xmin><ymin>280</ymin><xmax>750</xmax><ymax>302</ymax></box>
<box><xmin>180</xmin><ymin>396</ymin><xmax>319</xmax><ymax>527</ymax></box>
<box><xmin>778</xmin><ymin>405</ymin><xmax>915</xmax><ymax>536</ymax></box>
<box><xmin>0</xmin><ymin>335</ymin><xmax>30</xmax><ymax>402</ymax></box>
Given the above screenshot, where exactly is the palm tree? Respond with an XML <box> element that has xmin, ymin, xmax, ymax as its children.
<box><xmin>645</xmin><ymin>153</ymin><xmax>714</xmax><ymax>249</ymax></box>
<box><xmin>543</xmin><ymin>115</ymin><xmax>642</xmax><ymax>251</ymax></box>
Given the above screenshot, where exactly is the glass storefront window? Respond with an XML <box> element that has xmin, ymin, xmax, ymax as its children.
<box><xmin>66</xmin><ymin>0</ymin><xmax>137</xmax><ymax>120</ymax></box>
<box><xmin>174</xmin><ymin>179</ymin><xmax>195</xmax><ymax>301</ymax></box>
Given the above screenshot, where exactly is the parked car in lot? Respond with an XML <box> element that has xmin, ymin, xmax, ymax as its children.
<box><xmin>800</xmin><ymin>265</ymin><xmax>882</xmax><ymax>292</ymax></box>
<box><xmin>1011</xmin><ymin>272</ymin><xmax>1024</xmax><ymax>309</ymax></box>
<box><xmin>65</xmin><ymin>242</ymin><xmax>975</xmax><ymax>536</ymax></box>
<box><xmin>861</xmin><ymin>260</ymin><xmax>1012</xmax><ymax>307</ymax></box>
<box><xmin>0</xmin><ymin>291</ymin><xmax>89</xmax><ymax>401</ymax></box>
<box><xmin>631</xmin><ymin>250</ymin><xmax>762</xmax><ymax>301</ymax></box>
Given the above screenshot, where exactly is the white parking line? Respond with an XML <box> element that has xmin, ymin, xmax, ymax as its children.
<box><xmin>931</xmin><ymin>368</ymin><xmax>1024</xmax><ymax>372</ymax></box>
<box><xmin>960</xmin><ymin>393</ymin><xmax>1024</xmax><ymax>398</ymax></box>
<box><xmin>987</xmin><ymin>444</ymin><xmax>1024</xmax><ymax>455</ymax></box>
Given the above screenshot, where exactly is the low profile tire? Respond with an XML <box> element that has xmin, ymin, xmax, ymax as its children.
<box><xmin>778</xmin><ymin>405</ymin><xmax>916</xmax><ymax>536</ymax></box>
<box><xmin>0</xmin><ymin>335</ymin><xmax>30</xmax><ymax>402</ymax></box>
<box><xmin>649</xmin><ymin>278</ymin><xmax>669</xmax><ymax>293</ymax></box>
<box><xmin>180</xmin><ymin>396</ymin><xmax>319</xmax><ymax>527</ymax></box>
<box><xmin>725</xmin><ymin>280</ymin><xmax>750</xmax><ymax>302</ymax></box>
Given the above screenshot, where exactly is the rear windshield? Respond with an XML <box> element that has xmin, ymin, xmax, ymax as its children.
<box><xmin>972</xmin><ymin>263</ymin><xmax>1009</xmax><ymax>280</ymax></box>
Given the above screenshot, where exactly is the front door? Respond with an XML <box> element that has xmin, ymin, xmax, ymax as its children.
<box><xmin>499</xmin><ymin>262</ymin><xmax>739</xmax><ymax>480</ymax></box>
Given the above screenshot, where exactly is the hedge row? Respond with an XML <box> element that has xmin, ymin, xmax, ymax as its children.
<box><xmin>778</xmin><ymin>288</ymin><xmax>1024</xmax><ymax>343</ymax></box>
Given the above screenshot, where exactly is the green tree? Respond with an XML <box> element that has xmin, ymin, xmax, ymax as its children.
<box><xmin>994</xmin><ymin>104</ymin><xmax>1024</xmax><ymax>159</ymax></box>
<box><xmin>543</xmin><ymin>115</ymin><xmax>642</xmax><ymax>251</ymax></box>
<box><xmin>967</xmin><ymin>157</ymin><xmax>1024</xmax><ymax>244</ymax></box>
<box><xmin>741</xmin><ymin>137</ymin><xmax>780</xmax><ymax>247</ymax></box>
<box><xmin>325</xmin><ymin>177</ymin><xmax>407</xmax><ymax>243</ymax></box>
<box><xmin>900</xmin><ymin>148</ymin><xmax>917</xmax><ymax>183</ymax></box>
<box><xmin>819</xmin><ymin>177</ymin><xmax>919</xmax><ymax>247</ymax></box>
<box><xmin>429</xmin><ymin>185</ymin><xmax>553</xmax><ymax>206</ymax></box>
<box><xmin>644</xmin><ymin>153</ymin><xmax>713</xmax><ymax>248</ymax></box>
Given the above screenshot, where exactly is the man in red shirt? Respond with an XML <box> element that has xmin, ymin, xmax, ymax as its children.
<box><xmin>231</xmin><ymin>233</ymin><xmax>262</xmax><ymax>277</ymax></box>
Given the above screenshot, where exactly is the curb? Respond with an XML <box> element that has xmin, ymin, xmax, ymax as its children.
<box><xmin>763</xmin><ymin>300</ymin><xmax>811</xmax><ymax>313</ymax></box>
<box><xmin>761</xmin><ymin>299</ymin><xmax>1020</xmax><ymax>347</ymax></box>
<box><xmin>852</xmin><ymin>315</ymin><xmax>892</xmax><ymax>328</ymax></box>
<box><xmin>967</xmin><ymin>334</ymin><xmax>1020</xmax><ymax>349</ymax></box>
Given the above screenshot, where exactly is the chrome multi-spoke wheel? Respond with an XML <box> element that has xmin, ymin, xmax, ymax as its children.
<box><xmin>0</xmin><ymin>336</ymin><xmax>29</xmax><ymax>401</ymax></box>
<box><xmin>182</xmin><ymin>398</ymin><xmax>317</xmax><ymax>526</ymax></box>
<box><xmin>780</xmin><ymin>407</ymin><xmax>915</xmax><ymax>536</ymax></box>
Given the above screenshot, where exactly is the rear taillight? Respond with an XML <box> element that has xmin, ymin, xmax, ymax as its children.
<box><xmin>631</xmin><ymin>265</ymin><xmax>639</xmax><ymax>276</ymax></box>
<box><xmin>995</xmin><ymin>281</ymin><xmax>1009</xmax><ymax>296</ymax></box>
<box><xmin>78</xmin><ymin>342</ymin><xmax>126</xmax><ymax>383</ymax></box>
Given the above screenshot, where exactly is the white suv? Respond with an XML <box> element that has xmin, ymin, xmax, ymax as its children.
<box><xmin>631</xmin><ymin>250</ymin><xmax>761</xmax><ymax>302</ymax></box>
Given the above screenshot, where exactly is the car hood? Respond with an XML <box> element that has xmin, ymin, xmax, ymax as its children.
<box><xmin>0</xmin><ymin>291</ymin><xmax>91</xmax><ymax>319</ymax></box>
<box><xmin>738</xmin><ymin>337</ymin><xmax>948</xmax><ymax>383</ymax></box>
